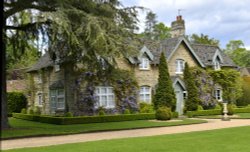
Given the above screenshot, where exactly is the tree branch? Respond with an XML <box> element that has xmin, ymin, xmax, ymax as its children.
<box><xmin>4</xmin><ymin>21</ymin><xmax>51</xmax><ymax>31</ymax></box>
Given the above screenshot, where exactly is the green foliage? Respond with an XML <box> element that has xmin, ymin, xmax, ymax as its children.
<box><xmin>155</xmin><ymin>107</ymin><xmax>172</xmax><ymax>120</ymax></box>
<box><xmin>123</xmin><ymin>109</ymin><xmax>131</xmax><ymax>114</ymax></box>
<box><xmin>234</xmin><ymin>107</ymin><xmax>250</xmax><ymax>113</ymax></box>
<box><xmin>186</xmin><ymin>109</ymin><xmax>221</xmax><ymax>117</ymax></box>
<box><xmin>28</xmin><ymin>108</ymin><xmax>34</xmax><ymax>115</ymax></box>
<box><xmin>197</xmin><ymin>105</ymin><xmax>204</xmax><ymax>111</ymax></box>
<box><xmin>188</xmin><ymin>33</ymin><xmax>220</xmax><ymax>46</ymax></box>
<box><xmin>64</xmin><ymin>112</ymin><xmax>73</xmax><ymax>117</ymax></box>
<box><xmin>221</xmin><ymin>104</ymin><xmax>234</xmax><ymax>115</ymax></box>
<box><xmin>21</xmin><ymin>108</ymin><xmax>27</xmax><ymax>114</ymax></box>
<box><xmin>153</xmin><ymin>52</ymin><xmax>176</xmax><ymax>110</ymax></box>
<box><xmin>236</xmin><ymin>77</ymin><xmax>250</xmax><ymax>106</ymax></box>
<box><xmin>139</xmin><ymin>102</ymin><xmax>155</xmax><ymax>113</ymax></box>
<box><xmin>209</xmin><ymin>69</ymin><xmax>243</xmax><ymax>103</ymax></box>
<box><xmin>12</xmin><ymin>113</ymin><xmax>156</xmax><ymax>125</ymax></box>
<box><xmin>184</xmin><ymin>63</ymin><xmax>201</xmax><ymax>111</ymax></box>
<box><xmin>224</xmin><ymin>40</ymin><xmax>250</xmax><ymax>67</ymax></box>
<box><xmin>153</xmin><ymin>22</ymin><xmax>171</xmax><ymax>40</ymax></box>
<box><xmin>7</xmin><ymin>92</ymin><xmax>27</xmax><ymax>114</ymax></box>
<box><xmin>214</xmin><ymin>104</ymin><xmax>222</xmax><ymax>110</ymax></box>
<box><xmin>34</xmin><ymin>106</ymin><xmax>41</xmax><ymax>115</ymax></box>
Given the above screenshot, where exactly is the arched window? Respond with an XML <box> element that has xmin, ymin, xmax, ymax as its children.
<box><xmin>139</xmin><ymin>86</ymin><xmax>151</xmax><ymax>103</ymax></box>
<box><xmin>175</xmin><ymin>59</ymin><xmax>185</xmax><ymax>74</ymax></box>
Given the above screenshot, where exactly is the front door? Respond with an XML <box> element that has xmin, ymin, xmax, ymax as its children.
<box><xmin>174</xmin><ymin>82</ymin><xmax>184</xmax><ymax>115</ymax></box>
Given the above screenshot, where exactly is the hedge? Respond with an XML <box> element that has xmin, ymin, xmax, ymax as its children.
<box><xmin>7</xmin><ymin>92</ymin><xmax>27</xmax><ymax>114</ymax></box>
<box><xmin>13</xmin><ymin>112</ymin><xmax>179</xmax><ymax>125</ymax></box>
<box><xmin>12</xmin><ymin>113</ymin><xmax>155</xmax><ymax>125</ymax></box>
<box><xmin>186</xmin><ymin>107</ymin><xmax>250</xmax><ymax>117</ymax></box>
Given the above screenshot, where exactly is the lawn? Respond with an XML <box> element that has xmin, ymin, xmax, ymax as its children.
<box><xmin>1</xmin><ymin>118</ymin><xmax>206</xmax><ymax>139</ymax></box>
<box><xmin>3</xmin><ymin>126</ymin><xmax>250</xmax><ymax>152</ymax></box>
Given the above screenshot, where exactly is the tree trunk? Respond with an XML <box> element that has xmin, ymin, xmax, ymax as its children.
<box><xmin>1</xmin><ymin>14</ymin><xmax>10</xmax><ymax>130</ymax></box>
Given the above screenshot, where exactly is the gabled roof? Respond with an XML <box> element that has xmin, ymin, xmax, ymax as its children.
<box><xmin>139</xmin><ymin>46</ymin><xmax>154</xmax><ymax>61</ymax></box>
<box><xmin>191</xmin><ymin>44</ymin><xmax>237</xmax><ymax>67</ymax></box>
<box><xmin>26</xmin><ymin>52</ymin><xmax>53</xmax><ymax>72</ymax></box>
<box><xmin>212</xmin><ymin>49</ymin><xmax>224</xmax><ymax>63</ymax></box>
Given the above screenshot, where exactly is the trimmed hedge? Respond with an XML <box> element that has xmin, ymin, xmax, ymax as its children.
<box><xmin>234</xmin><ymin>107</ymin><xmax>250</xmax><ymax>113</ymax></box>
<box><xmin>13</xmin><ymin>113</ymin><xmax>155</xmax><ymax>125</ymax></box>
<box><xmin>187</xmin><ymin>109</ymin><xmax>221</xmax><ymax>118</ymax></box>
<box><xmin>187</xmin><ymin>107</ymin><xmax>250</xmax><ymax>117</ymax></box>
<box><xmin>13</xmin><ymin>112</ymin><xmax>180</xmax><ymax>125</ymax></box>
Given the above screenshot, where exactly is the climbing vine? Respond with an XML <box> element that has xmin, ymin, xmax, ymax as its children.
<box><xmin>209</xmin><ymin>69</ymin><xmax>243</xmax><ymax>104</ymax></box>
<box><xmin>190</xmin><ymin>67</ymin><xmax>217</xmax><ymax>109</ymax></box>
<box><xmin>74</xmin><ymin>68</ymin><xmax>138</xmax><ymax>115</ymax></box>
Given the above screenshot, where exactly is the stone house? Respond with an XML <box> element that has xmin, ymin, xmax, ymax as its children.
<box><xmin>27</xmin><ymin>16</ymin><xmax>236</xmax><ymax>115</ymax></box>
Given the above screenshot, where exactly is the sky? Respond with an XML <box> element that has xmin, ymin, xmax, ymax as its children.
<box><xmin>120</xmin><ymin>0</ymin><xmax>250</xmax><ymax>50</ymax></box>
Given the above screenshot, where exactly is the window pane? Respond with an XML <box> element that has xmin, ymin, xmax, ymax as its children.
<box><xmin>107</xmin><ymin>88</ymin><xmax>113</xmax><ymax>93</ymax></box>
<box><xmin>51</xmin><ymin>90</ymin><xmax>57</xmax><ymax>96</ymax></box>
<box><xmin>57</xmin><ymin>98</ymin><xmax>64</xmax><ymax>109</ymax></box>
<box><xmin>58</xmin><ymin>89</ymin><xmax>64</xmax><ymax>96</ymax></box>
<box><xmin>101</xmin><ymin>88</ymin><xmax>106</xmax><ymax>94</ymax></box>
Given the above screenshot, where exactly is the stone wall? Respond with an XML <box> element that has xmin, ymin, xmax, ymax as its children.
<box><xmin>168</xmin><ymin>42</ymin><xmax>199</xmax><ymax>76</ymax></box>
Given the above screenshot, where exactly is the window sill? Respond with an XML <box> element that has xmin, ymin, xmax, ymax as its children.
<box><xmin>139</xmin><ymin>68</ymin><xmax>150</xmax><ymax>71</ymax></box>
<box><xmin>175</xmin><ymin>72</ymin><xmax>183</xmax><ymax>74</ymax></box>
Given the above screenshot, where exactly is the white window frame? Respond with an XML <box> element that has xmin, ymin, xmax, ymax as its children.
<box><xmin>175</xmin><ymin>59</ymin><xmax>185</xmax><ymax>74</ymax></box>
<box><xmin>37</xmin><ymin>92</ymin><xmax>43</xmax><ymax>106</ymax></box>
<box><xmin>139</xmin><ymin>57</ymin><xmax>150</xmax><ymax>70</ymax></box>
<box><xmin>50</xmin><ymin>89</ymin><xmax>65</xmax><ymax>110</ymax></box>
<box><xmin>38</xmin><ymin>73</ymin><xmax>42</xmax><ymax>84</ymax></box>
<box><xmin>214</xmin><ymin>59</ymin><xmax>221</xmax><ymax>71</ymax></box>
<box><xmin>139</xmin><ymin>86</ymin><xmax>151</xmax><ymax>103</ymax></box>
<box><xmin>215</xmin><ymin>89</ymin><xmax>222</xmax><ymax>102</ymax></box>
<box><xmin>95</xmin><ymin>86</ymin><xmax>115</xmax><ymax>109</ymax></box>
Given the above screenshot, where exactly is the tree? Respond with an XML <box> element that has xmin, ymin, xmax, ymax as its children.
<box><xmin>183</xmin><ymin>63</ymin><xmax>201</xmax><ymax>111</ymax></box>
<box><xmin>224</xmin><ymin>40</ymin><xmax>250</xmax><ymax>67</ymax></box>
<box><xmin>2</xmin><ymin>0</ymin><xmax>141</xmax><ymax>129</ymax></box>
<box><xmin>144</xmin><ymin>11</ymin><xmax>157</xmax><ymax>39</ymax></box>
<box><xmin>153</xmin><ymin>22</ymin><xmax>171</xmax><ymax>40</ymax></box>
<box><xmin>188</xmin><ymin>33</ymin><xmax>219</xmax><ymax>46</ymax></box>
<box><xmin>153</xmin><ymin>52</ymin><xmax>176</xmax><ymax>110</ymax></box>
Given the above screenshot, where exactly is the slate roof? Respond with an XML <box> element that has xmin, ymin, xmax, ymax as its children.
<box><xmin>28</xmin><ymin>36</ymin><xmax>236</xmax><ymax>71</ymax></box>
<box><xmin>191</xmin><ymin>43</ymin><xmax>237</xmax><ymax>67</ymax></box>
<box><xmin>26</xmin><ymin>52</ymin><xmax>54</xmax><ymax>72</ymax></box>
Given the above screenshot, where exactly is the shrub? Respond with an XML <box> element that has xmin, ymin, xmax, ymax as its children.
<box><xmin>64</xmin><ymin>112</ymin><xmax>73</xmax><ymax>117</ymax></box>
<box><xmin>236</xmin><ymin>77</ymin><xmax>250</xmax><ymax>106</ymax></box>
<box><xmin>155</xmin><ymin>107</ymin><xmax>172</xmax><ymax>120</ymax></box>
<box><xmin>28</xmin><ymin>108</ymin><xmax>34</xmax><ymax>114</ymax></box>
<box><xmin>197</xmin><ymin>105</ymin><xmax>204</xmax><ymax>111</ymax></box>
<box><xmin>7</xmin><ymin>92</ymin><xmax>27</xmax><ymax>114</ymax></box>
<box><xmin>34</xmin><ymin>106</ymin><xmax>41</xmax><ymax>115</ymax></box>
<box><xmin>98</xmin><ymin>110</ymin><xmax>105</xmax><ymax>116</ymax></box>
<box><xmin>214</xmin><ymin>104</ymin><xmax>222</xmax><ymax>110</ymax></box>
<box><xmin>221</xmin><ymin>104</ymin><xmax>234</xmax><ymax>115</ymax></box>
<box><xmin>139</xmin><ymin>102</ymin><xmax>155</xmax><ymax>113</ymax></box>
<box><xmin>21</xmin><ymin>108</ymin><xmax>27</xmax><ymax>114</ymax></box>
<box><xmin>123</xmin><ymin>109</ymin><xmax>131</xmax><ymax>114</ymax></box>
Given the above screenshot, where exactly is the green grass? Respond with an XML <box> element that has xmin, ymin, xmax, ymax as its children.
<box><xmin>195</xmin><ymin>113</ymin><xmax>250</xmax><ymax>119</ymax></box>
<box><xmin>1</xmin><ymin>118</ymin><xmax>206</xmax><ymax>139</ymax></box>
<box><xmin>4</xmin><ymin>126</ymin><xmax>250</xmax><ymax>152</ymax></box>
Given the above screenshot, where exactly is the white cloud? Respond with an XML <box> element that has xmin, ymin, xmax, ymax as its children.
<box><xmin>120</xmin><ymin>0</ymin><xmax>250</xmax><ymax>49</ymax></box>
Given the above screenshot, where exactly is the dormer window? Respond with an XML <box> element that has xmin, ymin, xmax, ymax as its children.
<box><xmin>139</xmin><ymin>57</ymin><xmax>150</xmax><ymax>70</ymax></box>
<box><xmin>175</xmin><ymin>59</ymin><xmax>185</xmax><ymax>74</ymax></box>
<box><xmin>214</xmin><ymin>58</ymin><xmax>221</xmax><ymax>70</ymax></box>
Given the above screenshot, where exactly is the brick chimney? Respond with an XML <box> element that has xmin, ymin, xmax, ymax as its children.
<box><xmin>170</xmin><ymin>15</ymin><xmax>185</xmax><ymax>38</ymax></box>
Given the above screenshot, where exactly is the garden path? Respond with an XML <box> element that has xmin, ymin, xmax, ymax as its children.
<box><xmin>2</xmin><ymin>118</ymin><xmax>250</xmax><ymax>150</ymax></box>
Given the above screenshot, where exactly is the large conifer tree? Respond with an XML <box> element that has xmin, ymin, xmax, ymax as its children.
<box><xmin>153</xmin><ymin>52</ymin><xmax>176</xmax><ymax>110</ymax></box>
<box><xmin>183</xmin><ymin>63</ymin><xmax>200</xmax><ymax>111</ymax></box>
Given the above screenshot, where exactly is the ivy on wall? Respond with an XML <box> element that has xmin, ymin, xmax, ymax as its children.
<box><xmin>209</xmin><ymin>69</ymin><xmax>243</xmax><ymax>104</ymax></box>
